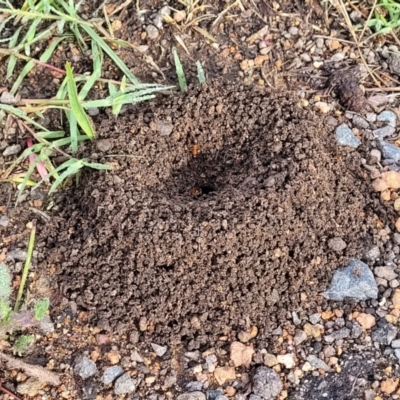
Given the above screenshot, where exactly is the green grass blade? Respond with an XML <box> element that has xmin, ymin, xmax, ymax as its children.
<box><xmin>49</xmin><ymin>160</ymin><xmax>84</xmax><ymax>193</ymax></box>
<box><xmin>68</xmin><ymin>111</ymin><xmax>78</xmax><ymax>152</ymax></box>
<box><xmin>173</xmin><ymin>48</ymin><xmax>187</xmax><ymax>92</ymax></box>
<box><xmin>81</xmin><ymin>24</ymin><xmax>139</xmax><ymax>84</ymax></box>
<box><xmin>196</xmin><ymin>60</ymin><xmax>206</xmax><ymax>83</ymax></box>
<box><xmin>6</xmin><ymin>26</ymin><xmax>23</xmax><ymax>79</ymax></box>
<box><xmin>78</xmin><ymin>40</ymin><xmax>103</xmax><ymax>100</ymax></box>
<box><xmin>37</xmin><ymin>130</ymin><xmax>65</xmax><ymax>139</ymax></box>
<box><xmin>82</xmin><ymin>161</ymin><xmax>112</xmax><ymax>170</ymax></box>
<box><xmin>16</xmin><ymin>156</ymin><xmax>40</xmax><ymax>204</ymax></box>
<box><xmin>0</xmin><ymin>104</ymin><xmax>49</xmax><ymax>131</ymax></box>
<box><xmin>11</xmin><ymin>36</ymin><xmax>66</xmax><ymax>95</ymax></box>
<box><xmin>65</xmin><ymin>61</ymin><xmax>95</xmax><ymax>140</ymax></box>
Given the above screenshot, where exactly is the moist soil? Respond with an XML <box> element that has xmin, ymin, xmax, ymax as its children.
<box><xmin>37</xmin><ymin>80</ymin><xmax>387</xmax><ymax>349</ymax></box>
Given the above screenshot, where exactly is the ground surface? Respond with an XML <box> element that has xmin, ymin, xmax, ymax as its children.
<box><xmin>3</xmin><ymin>0</ymin><xmax>400</xmax><ymax>399</ymax></box>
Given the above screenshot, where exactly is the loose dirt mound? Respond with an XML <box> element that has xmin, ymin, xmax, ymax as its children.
<box><xmin>39</xmin><ymin>81</ymin><xmax>384</xmax><ymax>348</ymax></box>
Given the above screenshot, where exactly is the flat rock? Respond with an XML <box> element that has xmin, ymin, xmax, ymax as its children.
<box><xmin>374</xmin><ymin>266</ymin><xmax>398</xmax><ymax>281</ymax></box>
<box><xmin>377</xmin><ymin>110</ymin><xmax>397</xmax><ymax>127</ymax></box>
<box><xmin>335</xmin><ymin>124</ymin><xmax>361</xmax><ymax>148</ymax></box>
<box><xmin>3</xmin><ymin>144</ymin><xmax>21</xmax><ymax>156</ymax></box>
<box><xmin>371</xmin><ymin>321</ymin><xmax>397</xmax><ymax>345</ymax></box>
<box><xmin>151</xmin><ymin>343</ymin><xmax>168</xmax><ymax>357</ymax></box>
<box><xmin>17</xmin><ymin>378</ymin><xmax>45</xmax><ymax>397</ymax></box>
<box><xmin>177</xmin><ymin>392</ymin><xmax>206</xmax><ymax>400</ymax></box>
<box><xmin>377</xmin><ymin>140</ymin><xmax>400</xmax><ymax>162</ymax></box>
<box><xmin>252</xmin><ymin>366</ymin><xmax>283</xmax><ymax>400</ymax></box>
<box><xmin>102</xmin><ymin>366</ymin><xmax>124</xmax><ymax>385</ymax></box>
<box><xmin>306</xmin><ymin>355</ymin><xmax>331</xmax><ymax>371</ymax></box>
<box><xmin>322</xmin><ymin>259</ymin><xmax>378</xmax><ymax>301</ymax></box>
<box><xmin>373</xmin><ymin>125</ymin><xmax>395</xmax><ymax>139</ymax></box>
<box><xmin>74</xmin><ymin>356</ymin><xmax>97</xmax><ymax>379</ymax></box>
<box><xmin>114</xmin><ymin>373</ymin><xmax>136</xmax><ymax>395</ymax></box>
<box><xmin>324</xmin><ymin>328</ymin><xmax>351</xmax><ymax>343</ymax></box>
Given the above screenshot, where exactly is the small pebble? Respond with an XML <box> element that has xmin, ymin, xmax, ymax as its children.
<box><xmin>114</xmin><ymin>373</ymin><xmax>136</xmax><ymax>395</ymax></box>
<box><xmin>102</xmin><ymin>366</ymin><xmax>124</xmax><ymax>385</ymax></box>
<box><xmin>352</xmin><ymin>114</ymin><xmax>369</xmax><ymax>129</ymax></box>
<box><xmin>370</xmin><ymin>149</ymin><xmax>382</xmax><ymax>162</ymax></box>
<box><xmin>146</xmin><ymin>25</ymin><xmax>159</xmax><ymax>40</ymax></box>
<box><xmin>377</xmin><ymin>140</ymin><xmax>400</xmax><ymax>162</ymax></box>
<box><xmin>373</xmin><ymin>125</ymin><xmax>395</xmax><ymax>139</ymax></box>
<box><xmin>289</xmin><ymin>26</ymin><xmax>299</xmax><ymax>35</ymax></box>
<box><xmin>377</xmin><ymin>110</ymin><xmax>397</xmax><ymax>127</ymax></box>
<box><xmin>335</xmin><ymin>124</ymin><xmax>360</xmax><ymax>148</ymax></box>
<box><xmin>0</xmin><ymin>91</ymin><xmax>16</xmax><ymax>104</ymax></box>
<box><xmin>330</xmin><ymin>52</ymin><xmax>345</xmax><ymax>62</ymax></box>
<box><xmin>328</xmin><ymin>237</ymin><xmax>347</xmax><ymax>253</ymax></box>
<box><xmin>151</xmin><ymin>343</ymin><xmax>168</xmax><ymax>357</ymax></box>
<box><xmin>3</xmin><ymin>144</ymin><xmax>21</xmax><ymax>156</ymax></box>
<box><xmin>74</xmin><ymin>357</ymin><xmax>97</xmax><ymax>379</ymax></box>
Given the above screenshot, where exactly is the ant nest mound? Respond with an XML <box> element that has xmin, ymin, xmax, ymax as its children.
<box><xmin>39</xmin><ymin>80</ymin><xmax>385</xmax><ymax>347</ymax></box>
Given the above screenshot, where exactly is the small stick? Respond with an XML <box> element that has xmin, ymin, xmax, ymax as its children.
<box><xmin>0</xmin><ymin>379</ymin><xmax>22</xmax><ymax>400</ymax></box>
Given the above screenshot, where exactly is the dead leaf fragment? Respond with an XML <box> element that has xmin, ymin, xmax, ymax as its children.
<box><xmin>230</xmin><ymin>341</ymin><xmax>254</xmax><ymax>367</ymax></box>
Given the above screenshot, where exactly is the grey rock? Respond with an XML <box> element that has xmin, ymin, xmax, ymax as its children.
<box><xmin>350</xmin><ymin>10</ymin><xmax>362</xmax><ymax>22</ymax></box>
<box><xmin>252</xmin><ymin>366</ymin><xmax>283</xmax><ymax>400</ymax></box>
<box><xmin>300</xmin><ymin>53</ymin><xmax>312</xmax><ymax>62</ymax></box>
<box><xmin>130</xmin><ymin>350</ymin><xmax>144</xmax><ymax>362</ymax></box>
<box><xmin>306</xmin><ymin>355</ymin><xmax>331</xmax><ymax>372</ymax></box>
<box><xmin>394</xmin><ymin>233</ymin><xmax>400</xmax><ymax>245</ymax></box>
<box><xmin>391</xmin><ymin>339</ymin><xmax>400</xmax><ymax>348</ymax></box>
<box><xmin>0</xmin><ymin>91</ymin><xmax>16</xmax><ymax>104</ymax></box>
<box><xmin>157</xmin><ymin>121</ymin><xmax>173</xmax><ymax>136</ymax></box>
<box><xmin>335</xmin><ymin>124</ymin><xmax>361</xmax><ymax>148</ymax></box>
<box><xmin>309</xmin><ymin>313</ymin><xmax>321</xmax><ymax>324</ymax></box>
<box><xmin>352</xmin><ymin>115</ymin><xmax>369</xmax><ymax>129</ymax></box>
<box><xmin>328</xmin><ymin>237</ymin><xmax>347</xmax><ymax>253</ymax></box>
<box><xmin>215</xmin><ymin>396</ymin><xmax>229</xmax><ymax>400</ymax></box>
<box><xmin>292</xmin><ymin>311</ymin><xmax>301</xmax><ymax>325</ymax></box>
<box><xmin>365</xmin><ymin>246</ymin><xmax>380</xmax><ymax>260</ymax></box>
<box><xmin>376</xmin><ymin>277</ymin><xmax>388</xmax><ymax>287</ymax></box>
<box><xmin>87</xmin><ymin>107</ymin><xmax>99</xmax><ymax>116</ymax></box>
<box><xmin>289</xmin><ymin>27</ymin><xmax>299</xmax><ymax>35</ymax></box>
<box><xmin>159</xmin><ymin>5</ymin><xmax>171</xmax><ymax>16</ymax></box>
<box><xmin>377</xmin><ymin>139</ymin><xmax>400</xmax><ymax>162</ymax></box>
<box><xmin>177</xmin><ymin>392</ymin><xmax>206</xmax><ymax>400</ymax></box>
<box><xmin>249</xmin><ymin>396</ymin><xmax>263</xmax><ymax>400</ymax></box>
<box><xmin>96</xmin><ymin>139</ymin><xmax>112</xmax><ymax>152</ymax></box>
<box><xmin>371</xmin><ymin>321</ymin><xmax>397</xmax><ymax>345</ymax></box>
<box><xmin>152</xmin><ymin>14</ymin><xmax>164</xmax><ymax>29</ymax></box>
<box><xmin>390</xmin><ymin>279</ymin><xmax>400</xmax><ymax>288</ymax></box>
<box><xmin>324</xmin><ymin>328</ymin><xmax>351</xmax><ymax>344</ymax></box>
<box><xmin>3</xmin><ymin>144</ymin><xmax>21</xmax><ymax>156</ymax></box>
<box><xmin>186</xmin><ymin>381</ymin><xmax>203</xmax><ymax>391</ymax></box>
<box><xmin>0</xmin><ymin>216</ymin><xmax>9</xmax><ymax>227</ymax></box>
<box><xmin>331</xmin><ymin>52</ymin><xmax>345</xmax><ymax>62</ymax></box>
<box><xmin>316</xmin><ymin>38</ymin><xmax>324</xmax><ymax>48</ymax></box>
<box><xmin>102</xmin><ymin>366</ymin><xmax>124</xmax><ymax>385</ymax></box>
<box><xmin>374</xmin><ymin>266</ymin><xmax>398</xmax><ymax>281</ymax></box>
<box><xmin>146</xmin><ymin>25</ymin><xmax>159</xmax><ymax>40</ymax></box>
<box><xmin>370</xmin><ymin>149</ymin><xmax>381</xmax><ymax>162</ymax></box>
<box><xmin>151</xmin><ymin>343</ymin><xmax>167</xmax><ymax>357</ymax></box>
<box><xmin>114</xmin><ymin>373</ymin><xmax>136</xmax><ymax>395</ymax></box>
<box><xmin>351</xmin><ymin>322</ymin><xmax>363</xmax><ymax>338</ymax></box>
<box><xmin>322</xmin><ymin>259</ymin><xmax>378</xmax><ymax>301</ymax></box>
<box><xmin>74</xmin><ymin>356</ymin><xmax>97</xmax><ymax>379</ymax></box>
<box><xmin>294</xmin><ymin>330</ymin><xmax>307</xmax><ymax>345</ymax></box>
<box><xmin>39</xmin><ymin>314</ymin><xmax>54</xmax><ymax>334</ymax></box>
<box><xmin>366</xmin><ymin>112</ymin><xmax>377</xmax><ymax>122</ymax></box>
<box><xmin>373</xmin><ymin>125</ymin><xmax>395</xmax><ymax>139</ymax></box>
<box><xmin>7</xmin><ymin>249</ymin><xmax>28</xmax><ymax>261</ymax></box>
<box><xmin>207</xmin><ymin>390</ymin><xmax>224</xmax><ymax>400</ymax></box>
<box><xmin>377</xmin><ymin>110</ymin><xmax>397</xmax><ymax>127</ymax></box>
<box><xmin>395</xmin><ymin>348</ymin><xmax>400</xmax><ymax>362</ymax></box>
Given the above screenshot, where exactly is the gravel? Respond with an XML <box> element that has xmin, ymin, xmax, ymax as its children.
<box><xmin>377</xmin><ymin>140</ymin><xmax>400</xmax><ymax>162</ymax></box>
<box><xmin>74</xmin><ymin>356</ymin><xmax>97</xmax><ymax>379</ymax></box>
<box><xmin>146</xmin><ymin>25</ymin><xmax>159</xmax><ymax>40</ymax></box>
<box><xmin>252</xmin><ymin>366</ymin><xmax>283</xmax><ymax>400</ymax></box>
<box><xmin>327</xmin><ymin>237</ymin><xmax>347</xmax><ymax>253</ymax></box>
<box><xmin>151</xmin><ymin>343</ymin><xmax>168</xmax><ymax>357</ymax></box>
<box><xmin>374</xmin><ymin>266</ymin><xmax>398</xmax><ymax>281</ymax></box>
<box><xmin>373</xmin><ymin>125</ymin><xmax>395</xmax><ymax>139</ymax></box>
<box><xmin>324</xmin><ymin>328</ymin><xmax>351</xmax><ymax>343</ymax></box>
<box><xmin>177</xmin><ymin>392</ymin><xmax>206</xmax><ymax>400</ymax></box>
<box><xmin>371</xmin><ymin>322</ymin><xmax>397</xmax><ymax>345</ymax></box>
<box><xmin>306</xmin><ymin>355</ymin><xmax>331</xmax><ymax>372</ymax></box>
<box><xmin>335</xmin><ymin>124</ymin><xmax>361</xmax><ymax>148</ymax></box>
<box><xmin>101</xmin><ymin>366</ymin><xmax>124</xmax><ymax>385</ymax></box>
<box><xmin>114</xmin><ymin>373</ymin><xmax>136</xmax><ymax>395</ymax></box>
<box><xmin>377</xmin><ymin>110</ymin><xmax>397</xmax><ymax>127</ymax></box>
<box><xmin>322</xmin><ymin>259</ymin><xmax>378</xmax><ymax>301</ymax></box>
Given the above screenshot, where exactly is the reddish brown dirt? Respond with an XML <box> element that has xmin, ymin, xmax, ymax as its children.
<box><xmin>36</xmin><ymin>80</ymin><xmax>387</xmax><ymax>350</ymax></box>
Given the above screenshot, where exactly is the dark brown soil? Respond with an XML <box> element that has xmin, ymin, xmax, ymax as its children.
<box><xmin>37</xmin><ymin>80</ymin><xmax>385</xmax><ymax>349</ymax></box>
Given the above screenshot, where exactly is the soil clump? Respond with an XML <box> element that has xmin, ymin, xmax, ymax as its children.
<box><xmin>38</xmin><ymin>80</ymin><xmax>386</xmax><ymax>348</ymax></box>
